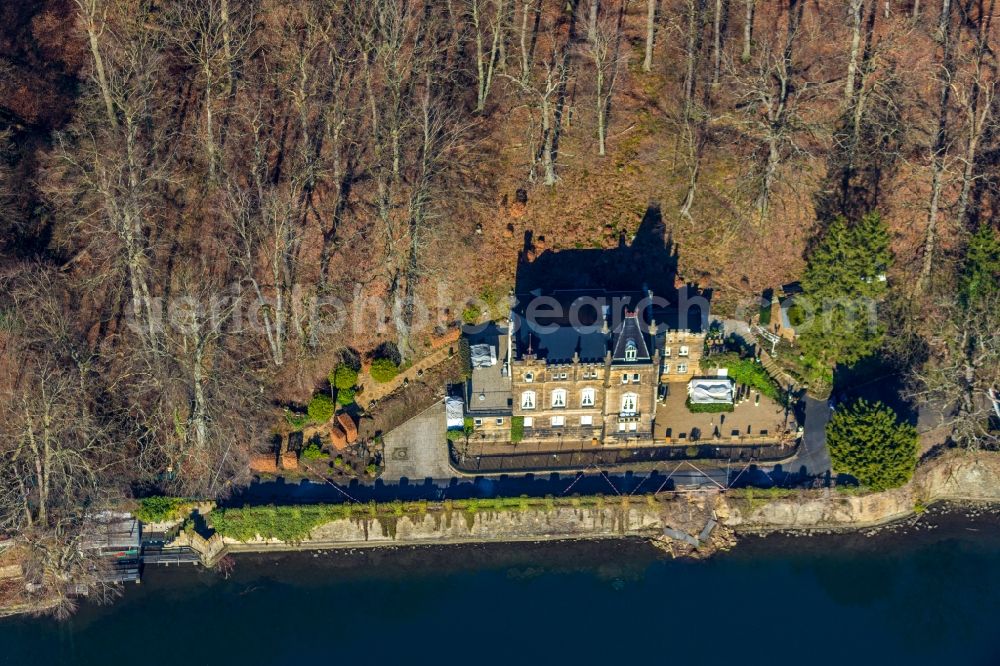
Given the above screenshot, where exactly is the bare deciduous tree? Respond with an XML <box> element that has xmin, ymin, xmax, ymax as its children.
<box><xmin>582</xmin><ymin>3</ymin><xmax>624</xmax><ymax>156</ymax></box>
<box><xmin>470</xmin><ymin>0</ymin><xmax>508</xmax><ymax>112</ymax></box>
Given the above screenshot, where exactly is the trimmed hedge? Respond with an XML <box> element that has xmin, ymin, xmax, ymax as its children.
<box><xmin>685</xmin><ymin>399</ymin><xmax>734</xmax><ymax>413</ymax></box>
<box><xmin>336</xmin><ymin>387</ymin><xmax>356</xmax><ymax>406</ymax></box>
<box><xmin>370</xmin><ymin>358</ymin><xmax>399</xmax><ymax>383</ymax></box>
<box><xmin>307</xmin><ymin>393</ymin><xmax>335</xmax><ymax>423</ymax></box>
<box><xmin>331</xmin><ymin>365</ymin><xmax>358</xmax><ymax>390</ymax></box>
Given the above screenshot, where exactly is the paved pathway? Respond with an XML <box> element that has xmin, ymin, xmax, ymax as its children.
<box><xmin>359</xmin><ymin>346</ymin><xmax>453</xmax><ymax>406</ymax></box>
<box><xmin>381</xmin><ymin>402</ymin><xmax>454</xmax><ymax>483</ymax></box>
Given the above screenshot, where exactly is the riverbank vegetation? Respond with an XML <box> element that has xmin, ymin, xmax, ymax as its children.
<box><xmin>0</xmin><ymin>0</ymin><xmax>998</xmax><ymax>608</ymax></box>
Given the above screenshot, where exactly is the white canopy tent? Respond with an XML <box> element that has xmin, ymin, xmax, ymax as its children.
<box><xmin>687</xmin><ymin>378</ymin><xmax>735</xmax><ymax>404</ymax></box>
<box><xmin>445</xmin><ymin>396</ymin><xmax>465</xmax><ymax>428</ymax></box>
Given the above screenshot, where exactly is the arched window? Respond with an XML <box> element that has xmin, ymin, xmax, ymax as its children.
<box><xmin>624</xmin><ymin>339</ymin><xmax>637</xmax><ymax>361</ymax></box>
<box><xmin>551</xmin><ymin>389</ymin><xmax>567</xmax><ymax>408</ymax></box>
<box><xmin>581</xmin><ymin>388</ymin><xmax>596</xmax><ymax>407</ymax></box>
<box><xmin>621</xmin><ymin>392</ymin><xmax>638</xmax><ymax>415</ymax></box>
<box><xmin>521</xmin><ymin>390</ymin><xmax>536</xmax><ymax>409</ymax></box>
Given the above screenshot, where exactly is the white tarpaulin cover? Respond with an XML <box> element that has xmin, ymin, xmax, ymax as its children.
<box><xmin>445</xmin><ymin>397</ymin><xmax>465</xmax><ymax>428</ymax></box>
<box><xmin>687</xmin><ymin>378</ymin><xmax>735</xmax><ymax>404</ymax></box>
<box><xmin>470</xmin><ymin>344</ymin><xmax>497</xmax><ymax>368</ymax></box>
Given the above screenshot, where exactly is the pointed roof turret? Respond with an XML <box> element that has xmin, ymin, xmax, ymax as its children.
<box><xmin>611</xmin><ymin>310</ymin><xmax>652</xmax><ymax>364</ymax></box>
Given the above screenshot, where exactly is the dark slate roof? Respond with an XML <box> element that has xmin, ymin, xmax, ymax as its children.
<box><xmin>649</xmin><ymin>302</ymin><xmax>707</xmax><ymax>333</ymax></box>
<box><xmin>512</xmin><ymin>289</ymin><xmax>647</xmax><ymax>363</ymax></box>
<box><xmin>515</xmin><ymin>320</ymin><xmax>609</xmax><ymax>363</ymax></box>
<box><xmin>611</xmin><ymin>313</ymin><xmax>652</xmax><ymax>364</ymax></box>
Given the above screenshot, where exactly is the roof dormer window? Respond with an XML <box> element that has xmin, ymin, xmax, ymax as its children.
<box><xmin>625</xmin><ymin>339</ymin><xmax>637</xmax><ymax>361</ymax></box>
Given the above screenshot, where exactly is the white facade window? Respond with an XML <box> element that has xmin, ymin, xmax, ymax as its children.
<box><xmin>663</xmin><ymin>346</ymin><xmax>671</xmax><ymax>357</ymax></box>
<box><xmin>524</xmin><ymin>372</ymin><xmax>533</xmax><ymax>383</ymax></box>
<box><xmin>621</xmin><ymin>393</ymin><xmax>638</xmax><ymax>415</ymax></box>
<box><xmin>551</xmin><ymin>389</ymin><xmax>567</xmax><ymax>408</ymax></box>
<box><xmin>679</xmin><ymin>345</ymin><xmax>690</xmax><ymax>357</ymax></box>
<box><xmin>521</xmin><ymin>390</ymin><xmax>536</xmax><ymax>409</ymax></box>
<box><xmin>632</xmin><ymin>373</ymin><xmax>640</xmax><ymax>383</ymax></box>
<box><xmin>663</xmin><ymin>364</ymin><xmax>671</xmax><ymax>374</ymax></box>
<box><xmin>560</xmin><ymin>372</ymin><xmax>568</xmax><ymax>380</ymax></box>
<box><xmin>523</xmin><ymin>416</ymin><xmax>533</xmax><ymax>427</ymax></box>
<box><xmin>474</xmin><ymin>418</ymin><xmax>483</xmax><ymax>426</ymax></box>
<box><xmin>581</xmin><ymin>388</ymin><xmax>596</xmax><ymax>407</ymax></box>
<box><xmin>551</xmin><ymin>415</ymin><xmax>565</xmax><ymax>427</ymax></box>
<box><xmin>628</xmin><ymin>422</ymin><xmax>637</xmax><ymax>432</ymax></box>
<box><xmin>580</xmin><ymin>415</ymin><xmax>593</xmax><ymax>426</ymax></box>
<box><xmin>621</xmin><ymin>373</ymin><xmax>628</xmax><ymax>384</ymax></box>
<box><xmin>624</xmin><ymin>339</ymin><xmax>637</xmax><ymax>361</ymax></box>
<box><xmin>677</xmin><ymin>363</ymin><xmax>688</xmax><ymax>374</ymax></box>
<box><xmin>618</xmin><ymin>422</ymin><xmax>626</xmax><ymax>432</ymax></box>
<box><xmin>495</xmin><ymin>417</ymin><xmax>504</xmax><ymax>425</ymax></box>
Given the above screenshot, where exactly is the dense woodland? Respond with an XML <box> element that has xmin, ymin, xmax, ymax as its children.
<box><xmin>0</xmin><ymin>0</ymin><xmax>998</xmax><ymax>607</ymax></box>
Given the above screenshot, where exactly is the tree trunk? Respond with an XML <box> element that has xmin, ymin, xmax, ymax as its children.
<box><xmin>683</xmin><ymin>0</ymin><xmax>700</xmax><ymax>117</ymax></box>
<box><xmin>82</xmin><ymin>11</ymin><xmax>117</xmax><ymax>128</ymax></box>
<box><xmin>742</xmin><ymin>0</ymin><xmax>754</xmax><ymax>61</ymax></box>
<box><xmin>918</xmin><ymin>0</ymin><xmax>955</xmax><ymax>292</ymax></box>
<box><xmin>954</xmin><ymin>0</ymin><xmax>995</xmax><ymax>228</ymax></box>
<box><xmin>589</xmin><ymin>0</ymin><xmax>599</xmax><ymax>42</ymax></box>
<box><xmin>712</xmin><ymin>0</ymin><xmax>723</xmax><ymax>87</ymax></box>
<box><xmin>643</xmin><ymin>0</ymin><xmax>656</xmax><ymax>72</ymax></box>
<box><xmin>937</xmin><ymin>0</ymin><xmax>951</xmax><ymax>41</ymax></box>
<box><xmin>596</xmin><ymin>63</ymin><xmax>606</xmax><ymax>155</ymax></box>
<box><xmin>204</xmin><ymin>67</ymin><xmax>217</xmax><ymax>178</ymax></box>
<box><xmin>220</xmin><ymin>0</ymin><xmax>234</xmax><ymax>93</ymax></box>
<box><xmin>519</xmin><ymin>0</ymin><xmax>531</xmax><ymax>78</ymax></box>
<box><xmin>845</xmin><ymin>0</ymin><xmax>865</xmax><ymax>104</ymax></box>
<box><xmin>542</xmin><ymin>89</ymin><xmax>556</xmax><ymax>185</ymax></box>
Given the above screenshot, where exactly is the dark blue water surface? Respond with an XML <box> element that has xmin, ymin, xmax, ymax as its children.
<box><xmin>4</xmin><ymin>505</ymin><xmax>1000</xmax><ymax>666</ymax></box>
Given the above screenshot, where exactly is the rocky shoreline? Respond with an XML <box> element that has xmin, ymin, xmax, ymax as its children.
<box><xmin>3</xmin><ymin>450</ymin><xmax>1000</xmax><ymax>618</ymax></box>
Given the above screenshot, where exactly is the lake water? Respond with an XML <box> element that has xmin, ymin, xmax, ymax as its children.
<box><xmin>4</xmin><ymin>504</ymin><xmax>1000</xmax><ymax>666</ymax></box>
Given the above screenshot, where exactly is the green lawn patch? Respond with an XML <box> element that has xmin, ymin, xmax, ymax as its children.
<box><xmin>700</xmin><ymin>352</ymin><xmax>785</xmax><ymax>403</ymax></box>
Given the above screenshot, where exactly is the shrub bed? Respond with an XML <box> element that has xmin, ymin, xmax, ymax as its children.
<box><xmin>510</xmin><ymin>416</ymin><xmax>524</xmax><ymax>443</ymax></box>
<box><xmin>700</xmin><ymin>352</ymin><xmax>784</xmax><ymax>403</ymax></box>
<box><xmin>136</xmin><ymin>496</ymin><xmax>197</xmax><ymax>523</ymax></box>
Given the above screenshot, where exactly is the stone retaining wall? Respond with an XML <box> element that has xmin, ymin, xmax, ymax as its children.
<box><xmin>179</xmin><ymin>451</ymin><xmax>1000</xmax><ymax>564</ymax></box>
<box><xmin>179</xmin><ymin>500</ymin><xmax>693</xmax><ymax>564</ymax></box>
